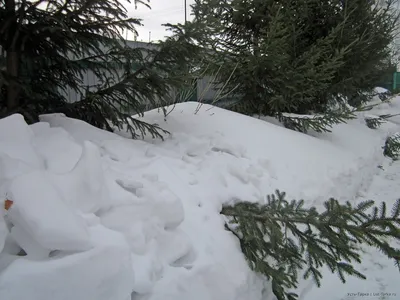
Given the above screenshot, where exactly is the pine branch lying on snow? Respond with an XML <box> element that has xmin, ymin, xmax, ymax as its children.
<box><xmin>277</xmin><ymin>96</ymin><xmax>400</xmax><ymax>134</ymax></box>
<box><xmin>221</xmin><ymin>190</ymin><xmax>400</xmax><ymax>300</ymax></box>
<box><xmin>365</xmin><ymin>114</ymin><xmax>400</xmax><ymax>129</ymax></box>
<box><xmin>277</xmin><ymin>109</ymin><xmax>356</xmax><ymax>133</ymax></box>
<box><xmin>365</xmin><ymin>116</ymin><xmax>386</xmax><ymax>129</ymax></box>
<box><xmin>383</xmin><ymin>133</ymin><xmax>400</xmax><ymax>160</ymax></box>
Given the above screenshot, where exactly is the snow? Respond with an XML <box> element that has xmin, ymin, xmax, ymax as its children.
<box><xmin>0</xmin><ymin>114</ymin><xmax>44</xmax><ymax>169</ymax></box>
<box><xmin>374</xmin><ymin>86</ymin><xmax>390</xmax><ymax>94</ymax></box>
<box><xmin>304</xmin><ymin>155</ymin><xmax>400</xmax><ymax>300</ymax></box>
<box><xmin>31</xmin><ymin>125</ymin><xmax>82</xmax><ymax>173</ymax></box>
<box><xmin>0</xmin><ymin>214</ymin><xmax>7</xmax><ymax>253</ymax></box>
<box><xmin>0</xmin><ymin>91</ymin><xmax>399</xmax><ymax>300</ymax></box>
<box><xmin>0</xmin><ymin>226</ymin><xmax>134</xmax><ymax>300</ymax></box>
<box><xmin>130</xmin><ymin>102</ymin><xmax>394</xmax><ymax>207</ymax></box>
<box><xmin>6</xmin><ymin>171</ymin><xmax>92</xmax><ymax>254</ymax></box>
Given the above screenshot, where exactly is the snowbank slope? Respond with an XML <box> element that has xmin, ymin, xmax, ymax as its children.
<box><xmin>0</xmin><ymin>97</ymin><xmax>399</xmax><ymax>300</ymax></box>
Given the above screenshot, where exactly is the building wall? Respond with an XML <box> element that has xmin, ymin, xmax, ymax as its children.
<box><xmin>61</xmin><ymin>40</ymin><xmax>157</xmax><ymax>104</ymax></box>
<box><xmin>60</xmin><ymin>40</ymin><xmax>224</xmax><ymax>111</ymax></box>
<box><xmin>0</xmin><ymin>42</ymin><xmax>230</xmax><ymax>110</ymax></box>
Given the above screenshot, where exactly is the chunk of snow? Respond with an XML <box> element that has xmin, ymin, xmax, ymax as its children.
<box><xmin>32</xmin><ymin>126</ymin><xmax>82</xmax><ymax>173</ymax></box>
<box><xmin>40</xmin><ymin>113</ymin><xmax>123</xmax><ymax>145</ymax></box>
<box><xmin>50</xmin><ymin>141</ymin><xmax>110</xmax><ymax>213</ymax></box>
<box><xmin>0</xmin><ymin>114</ymin><xmax>33</xmax><ymax>141</ymax></box>
<box><xmin>151</xmin><ymin>187</ymin><xmax>184</xmax><ymax>230</ymax></box>
<box><xmin>0</xmin><ymin>226</ymin><xmax>134</xmax><ymax>300</ymax></box>
<box><xmin>131</xmin><ymin>252</ymin><xmax>163</xmax><ymax>294</ymax></box>
<box><xmin>99</xmin><ymin>186</ymin><xmax>184</xmax><ymax>254</ymax></box>
<box><xmin>29</xmin><ymin>121</ymin><xmax>51</xmax><ymax>135</ymax></box>
<box><xmin>9</xmin><ymin>225</ymin><xmax>50</xmax><ymax>259</ymax></box>
<box><xmin>0</xmin><ymin>114</ymin><xmax>43</xmax><ymax>169</ymax></box>
<box><xmin>0</xmin><ymin>153</ymin><xmax>35</xmax><ymax>184</ymax></box>
<box><xmin>99</xmin><ymin>205</ymin><xmax>153</xmax><ymax>255</ymax></box>
<box><xmin>6</xmin><ymin>171</ymin><xmax>92</xmax><ymax>252</ymax></box>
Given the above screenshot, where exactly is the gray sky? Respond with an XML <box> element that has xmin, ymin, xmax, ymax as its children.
<box><xmin>124</xmin><ymin>0</ymin><xmax>196</xmax><ymax>42</ymax></box>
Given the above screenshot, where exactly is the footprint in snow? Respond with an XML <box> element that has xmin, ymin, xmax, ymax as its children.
<box><xmin>211</xmin><ymin>142</ymin><xmax>246</xmax><ymax>158</ymax></box>
<box><xmin>157</xmin><ymin>230</ymin><xmax>197</xmax><ymax>270</ymax></box>
<box><xmin>115</xmin><ymin>179</ymin><xmax>143</xmax><ymax>195</ymax></box>
<box><xmin>170</xmin><ymin>250</ymin><xmax>196</xmax><ymax>270</ymax></box>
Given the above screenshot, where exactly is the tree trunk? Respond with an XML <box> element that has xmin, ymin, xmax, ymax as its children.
<box><xmin>6</xmin><ymin>51</ymin><xmax>19</xmax><ymax>110</ymax></box>
<box><xmin>5</xmin><ymin>0</ymin><xmax>20</xmax><ymax>110</ymax></box>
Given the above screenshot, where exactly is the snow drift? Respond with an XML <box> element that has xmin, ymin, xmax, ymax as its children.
<box><xmin>0</xmin><ymin>95</ymin><xmax>400</xmax><ymax>300</ymax></box>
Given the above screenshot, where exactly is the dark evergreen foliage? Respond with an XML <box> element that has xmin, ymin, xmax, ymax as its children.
<box><xmin>365</xmin><ymin>113</ymin><xmax>400</xmax><ymax>129</ymax></box>
<box><xmin>365</xmin><ymin>116</ymin><xmax>386</xmax><ymax>129</ymax></box>
<box><xmin>187</xmin><ymin>0</ymin><xmax>399</xmax><ymax>132</ymax></box>
<box><xmin>221</xmin><ymin>190</ymin><xmax>400</xmax><ymax>300</ymax></box>
<box><xmin>0</xmin><ymin>0</ymin><xmax>200</xmax><ymax>138</ymax></box>
<box><xmin>383</xmin><ymin>132</ymin><xmax>400</xmax><ymax>159</ymax></box>
<box><xmin>277</xmin><ymin>109</ymin><xmax>356</xmax><ymax>134</ymax></box>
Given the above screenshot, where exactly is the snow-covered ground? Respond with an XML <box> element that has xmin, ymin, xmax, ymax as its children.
<box><xmin>0</xmin><ymin>92</ymin><xmax>399</xmax><ymax>300</ymax></box>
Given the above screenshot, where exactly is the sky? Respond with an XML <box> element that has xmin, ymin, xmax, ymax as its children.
<box><xmin>124</xmin><ymin>0</ymin><xmax>400</xmax><ymax>43</ymax></box>
<box><xmin>124</xmin><ymin>0</ymin><xmax>196</xmax><ymax>42</ymax></box>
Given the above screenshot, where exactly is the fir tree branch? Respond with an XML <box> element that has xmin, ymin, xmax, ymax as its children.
<box><xmin>221</xmin><ymin>190</ymin><xmax>400</xmax><ymax>300</ymax></box>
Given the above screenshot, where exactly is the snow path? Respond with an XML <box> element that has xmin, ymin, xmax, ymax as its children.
<box><xmin>302</xmin><ymin>158</ymin><xmax>400</xmax><ymax>300</ymax></box>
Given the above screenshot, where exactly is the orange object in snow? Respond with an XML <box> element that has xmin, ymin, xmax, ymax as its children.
<box><xmin>4</xmin><ymin>199</ymin><xmax>13</xmax><ymax>211</ymax></box>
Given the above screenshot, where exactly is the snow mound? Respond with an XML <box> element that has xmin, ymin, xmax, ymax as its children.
<box><xmin>0</xmin><ymin>114</ymin><xmax>134</xmax><ymax>300</ymax></box>
<box><xmin>1</xmin><ymin>95</ymin><xmax>400</xmax><ymax>300</ymax></box>
<box><xmin>133</xmin><ymin>102</ymin><xmax>389</xmax><ymax>205</ymax></box>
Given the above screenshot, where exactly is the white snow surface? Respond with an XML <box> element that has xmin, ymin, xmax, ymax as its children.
<box><xmin>374</xmin><ymin>86</ymin><xmax>390</xmax><ymax>94</ymax></box>
<box><xmin>0</xmin><ymin>94</ymin><xmax>400</xmax><ymax>300</ymax></box>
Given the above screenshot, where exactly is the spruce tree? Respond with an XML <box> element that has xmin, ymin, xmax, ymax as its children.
<box><xmin>326</xmin><ymin>0</ymin><xmax>400</xmax><ymax>107</ymax></box>
<box><xmin>188</xmin><ymin>0</ymin><xmax>399</xmax><ymax>133</ymax></box>
<box><xmin>0</xmin><ymin>0</ymin><xmax>200</xmax><ymax>138</ymax></box>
